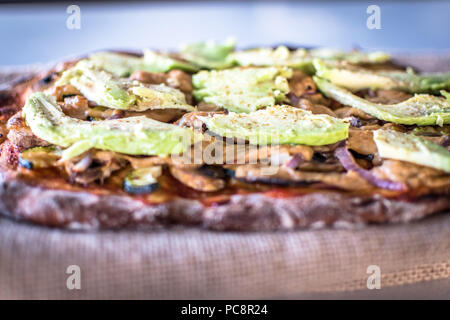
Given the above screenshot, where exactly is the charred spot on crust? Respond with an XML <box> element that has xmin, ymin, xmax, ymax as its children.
<box><xmin>0</xmin><ymin>91</ymin><xmax>16</xmax><ymax>107</ymax></box>
<box><xmin>39</xmin><ymin>73</ymin><xmax>56</xmax><ymax>85</ymax></box>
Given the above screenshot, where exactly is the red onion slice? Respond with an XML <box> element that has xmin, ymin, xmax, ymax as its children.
<box><xmin>440</xmin><ymin>136</ymin><xmax>450</xmax><ymax>148</ymax></box>
<box><xmin>285</xmin><ymin>153</ymin><xmax>304</xmax><ymax>169</ymax></box>
<box><xmin>287</xmin><ymin>92</ymin><xmax>300</xmax><ymax>106</ymax></box>
<box><xmin>335</xmin><ymin>147</ymin><xmax>406</xmax><ymax>191</ymax></box>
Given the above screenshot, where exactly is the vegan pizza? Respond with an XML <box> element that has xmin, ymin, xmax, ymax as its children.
<box><xmin>0</xmin><ymin>40</ymin><xmax>449</xmax><ymax>230</ymax></box>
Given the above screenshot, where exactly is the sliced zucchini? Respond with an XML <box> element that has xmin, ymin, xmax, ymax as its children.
<box><xmin>197</xmin><ymin>105</ymin><xmax>349</xmax><ymax>146</ymax></box>
<box><xmin>192</xmin><ymin>67</ymin><xmax>292</xmax><ymax>113</ymax></box>
<box><xmin>229</xmin><ymin>46</ymin><xmax>390</xmax><ymax>74</ymax></box>
<box><xmin>373</xmin><ymin>129</ymin><xmax>450</xmax><ymax>173</ymax></box>
<box><xmin>228</xmin><ymin>46</ymin><xmax>314</xmax><ymax>73</ymax></box>
<box><xmin>314</xmin><ymin>77</ymin><xmax>450</xmax><ymax>126</ymax></box>
<box><xmin>308</xmin><ymin>48</ymin><xmax>390</xmax><ymax>64</ymax></box>
<box><xmin>23</xmin><ymin>93</ymin><xmax>196</xmax><ymax>160</ymax></box>
<box><xmin>89</xmin><ymin>51</ymin><xmax>199</xmax><ymax>76</ymax></box>
<box><xmin>56</xmin><ymin>59</ymin><xmax>195</xmax><ymax>112</ymax></box>
<box><xmin>314</xmin><ymin>59</ymin><xmax>450</xmax><ymax>93</ymax></box>
<box><xmin>18</xmin><ymin>145</ymin><xmax>62</xmax><ymax>169</ymax></box>
<box><xmin>180</xmin><ymin>38</ymin><xmax>236</xmax><ymax>69</ymax></box>
<box><xmin>89</xmin><ymin>52</ymin><xmax>145</xmax><ymax>77</ymax></box>
<box><xmin>123</xmin><ymin>166</ymin><xmax>162</xmax><ymax>194</ymax></box>
<box><xmin>143</xmin><ymin>49</ymin><xmax>199</xmax><ymax>73</ymax></box>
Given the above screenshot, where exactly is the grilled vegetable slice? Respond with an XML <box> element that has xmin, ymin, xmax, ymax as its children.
<box><xmin>314</xmin><ymin>77</ymin><xmax>450</xmax><ymax>126</ymax></box>
<box><xmin>143</xmin><ymin>49</ymin><xmax>199</xmax><ymax>73</ymax></box>
<box><xmin>229</xmin><ymin>46</ymin><xmax>390</xmax><ymax>73</ymax></box>
<box><xmin>198</xmin><ymin>105</ymin><xmax>349</xmax><ymax>146</ymax></box>
<box><xmin>22</xmin><ymin>93</ymin><xmax>196</xmax><ymax>160</ymax></box>
<box><xmin>228</xmin><ymin>46</ymin><xmax>314</xmax><ymax>72</ymax></box>
<box><xmin>373</xmin><ymin>129</ymin><xmax>450</xmax><ymax>173</ymax></box>
<box><xmin>89</xmin><ymin>52</ymin><xmax>147</xmax><ymax>77</ymax></box>
<box><xmin>314</xmin><ymin>59</ymin><xmax>450</xmax><ymax>93</ymax></box>
<box><xmin>193</xmin><ymin>67</ymin><xmax>292</xmax><ymax>113</ymax></box>
<box><xmin>18</xmin><ymin>145</ymin><xmax>62</xmax><ymax>169</ymax></box>
<box><xmin>123</xmin><ymin>166</ymin><xmax>162</xmax><ymax>194</ymax></box>
<box><xmin>57</xmin><ymin>60</ymin><xmax>195</xmax><ymax>112</ymax></box>
<box><xmin>180</xmin><ymin>38</ymin><xmax>235</xmax><ymax>69</ymax></box>
<box><xmin>89</xmin><ymin>51</ymin><xmax>199</xmax><ymax>76</ymax></box>
<box><xmin>308</xmin><ymin>48</ymin><xmax>390</xmax><ymax>64</ymax></box>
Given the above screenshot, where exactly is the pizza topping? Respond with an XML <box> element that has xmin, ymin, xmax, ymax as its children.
<box><xmin>334</xmin><ymin>145</ymin><xmax>406</xmax><ymax>191</ymax></box>
<box><xmin>228</xmin><ymin>46</ymin><xmax>313</xmax><ymax>72</ymax></box>
<box><xmin>372</xmin><ymin>160</ymin><xmax>450</xmax><ymax>190</ymax></box>
<box><xmin>198</xmin><ymin>105</ymin><xmax>349</xmax><ymax>146</ymax></box>
<box><xmin>169</xmin><ymin>166</ymin><xmax>226</xmax><ymax>192</ymax></box>
<box><xmin>365</xmin><ymin>89</ymin><xmax>412</xmax><ymax>104</ymax></box>
<box><xmin>229</xmin><ymin>46</ymin><xmax>390</xmax><ymax>73</ymax></box>
<box><xmin>179</xmin><ymin>38</ymin><xmax>236</xmax><ymax>69</ymax></box>
<box><xmin>123</xmin><ymin>166</ymin><xmax>162</xmax><ymax>194</ymax></box>
<box><xmin>89</xmin><ymin>52</ymin><xmax>146</xmax><ymax>77</ymax></box>
<box><xmin>130</xmin><ymin>69</ymin><xmax>193</xmax><ymax>96</ymax></box>
<box><xmin>347</xmin><ymin>128</ymin><xmax>377</xmax><ymax>156</ymax></box>
<box><xmin>291</xmin><ymin>97</ymin><xmax>337</xmax><ymax>117</ymax></box>
<box><xmin>63</xmin><ymin>150</ymin><xmax>125</xmax><ymax>185</ymax></box>
<box><xmin>22</xmin><ymin>93</ymin><xmax>196</xmax><ymax>159</ymax></box>
<box><xmin>56</xmin><ymin>60</ymin><xmax>195</xmax><ymax>112</ymax></box>
<box><xmin>143</xmin><ymin>49</ymin><xmax>199</xmax><ymax>73</ymax></box>
<box><xmin>373</xmin><ymin>129</ymin><xmax>450</xmax><ymax>173</ymax></box>
<box><xmin>334</xmin><ymin>106</ymin><xmax>374</xmax><ymax>120</ymax></box>
<box><xmin>314</xmin><ymin>59</ymin><xmax>450</xmax><ymax>93</ymax></box>
<box><xmin>193</xmin><ymin>67</ymin><xmax>292</xmax><ymax>113</ymax></box>
<box><xmin>233</xmin><ymin>164</ymin><xmax>372</xmax><ymax>191</ymax></box>
<box><xmin>315</xmin><ymin>77</ymin><xmax>450</xmax><ymax>125</ymax></box>
<box><xmin>89</xmin><ymin>51</ymin><xmax>199</xmax><ymax>76</ymax></box>
<box><xmin>288</xmin><ymin>70</ymin><xmax>317</xmax><ymax>99</ymax></box>
<box><xmin>18</xmin><ymin>145</ymin><xmax>62</xmax><ymax>170</ymax></box>
<box><xmin>129</xmin><ymin>70</ymin><xmax>168</xmax><ymax>84</ymax></box>
<box><xmin>307</xmin><ymin>48</ymin><xmax>390</xmax><ymax>64</ymax></box>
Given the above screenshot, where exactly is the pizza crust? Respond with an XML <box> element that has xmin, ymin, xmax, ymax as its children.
<box><xmin>0</xmin><ymin>168</ymin><xmax>448</xmax><ymax>231</ymax></box>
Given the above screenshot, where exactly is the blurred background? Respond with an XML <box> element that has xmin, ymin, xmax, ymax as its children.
<box><xmin>0</xmin><ymin>0</ymin><xmax>449</xmax><ymax>66</ymax></box>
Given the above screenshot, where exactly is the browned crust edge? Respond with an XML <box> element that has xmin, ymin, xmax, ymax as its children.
<box><xmin>0</xmin><ymin>169</ymin><xmax>449</xmax><ymax>231</ymax></box>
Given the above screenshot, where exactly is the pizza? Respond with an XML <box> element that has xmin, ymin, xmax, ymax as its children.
<box><xmin>0</xmin><ymin>40</ymin><xmax>449</xmax><ymax>231</ymax></box>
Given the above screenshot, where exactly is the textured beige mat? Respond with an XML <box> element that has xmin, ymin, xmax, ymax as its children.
<box><xmin>1</xmin><ymin>213</ymin><xmax>450</xmax><ymax>299</ymax></box>
<box><xmin>0</xmin><ymin>54</ymin><xmax>449</xmax><ymax>299</ymax></box>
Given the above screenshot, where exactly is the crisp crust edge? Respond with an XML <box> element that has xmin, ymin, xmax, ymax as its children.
<box><xmin>0</xmin><ymin>168</ymin><xmax>449</xmax><ymax>231</ymax></box>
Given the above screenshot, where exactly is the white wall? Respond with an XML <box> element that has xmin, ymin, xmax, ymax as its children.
<box><xmin>1</xmin><ymin>1</ymin><xmax>449</xmax><ymax>66</ymax></box>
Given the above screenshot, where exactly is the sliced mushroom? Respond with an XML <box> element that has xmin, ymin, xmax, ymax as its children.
<box><xmin>347</xmin><ymin>128</ymin><xmax>377</xmax><ymax>156</ymax></box>
<box><xmin>63</xmin><ymin>150</ymin><xmax>126</xmax><ymax>185</ymax></box>
<box><xmin>366</xmin><ymin>89</ymin><xmax>412</xmax><ymax>104</ymax></box>
<box><xmin>129</xmin><ymin>70</ymin><xmax>167</xmax><ymax>84</ymax></box>
<box><xmin>288</xmin><ymin>70</ymin><xmax>316</xmax><ymax>97</ymax></box>
<box><xmin>169</xmin><ymin>166</ymin><xmax>225</xmax><ymax>192</ymax></box>
<box><xmin>334</xmin><ymin>106</ymin><xmax>374</xmax><ymax>120</ymax></box>
<box><xmin>46</xmin><ymin>84</ymin><xmax>81</xmax><ymax>101</ymax></box>
<box><xmin>293</xmin><ymin>98</ymin><xmax>336</xmax><ymax>117</ymax></box>
<box><xmin>234</xmin><ymin>164</ymin><xmax>372</xmax><ymax>191</ymax></box>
